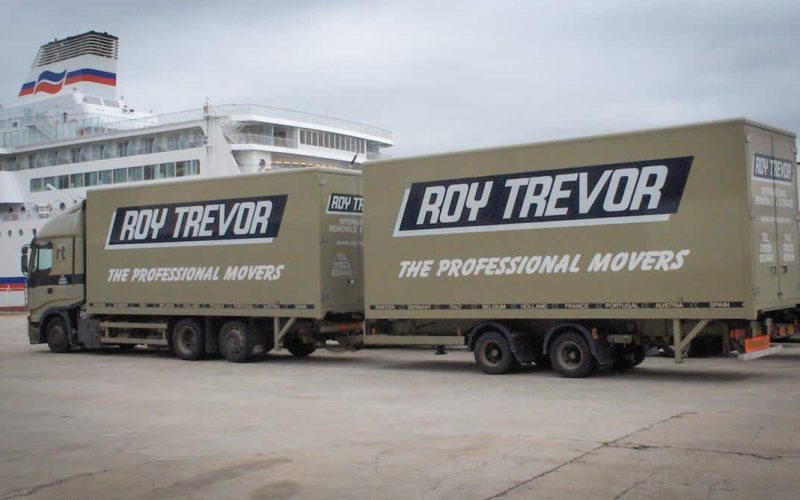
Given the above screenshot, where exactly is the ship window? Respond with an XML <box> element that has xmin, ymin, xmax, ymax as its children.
<box><xmin>83</xmin><ymin>96</ymin><xmax>103</xmax><ymax>105</ymax></box>
<box><xmin>175</xmin><ymin>161</ymin><xmax>187</xmax><ymax>177</ymax></box>
<box><xmin>56</xmin><ymin>175</ymin><xmax>69</xmax><ymax>189</ymax></box>
<box><xmin>58</xmin><ymin>149</ymin><xmax>71</xmax><ymax>165</ymax></box>
<box><xmin>117</xmin><ymin>141</ymin><xmax>129</xmax><ymax>157</ymax></box>
<box><xmin>92</xmin><ymin>144</ymin><xmax>104</xmax><ymax>161</ymax></box>
<box><xmin>128</xmin><ymin>166</ymin><xmax>143</xmax><ymax>181</ymax></box>
<box><xmin>19</xmin><ymin>229</ymin><xmax>23</xmax><ymax>237</ymax></box>
<box><xmin>98</xmin><ymin>170</ymin><xmax>113</xmax><ymax>185</ymax></box>
<box><xmin>42</xmin><ymin>177</ymin><xmax>55</xmax><ymax>190</ymax></box>
<box><xmin>84</xmin><ymin>171</ymin><xmax>98</xmax><ymax>186</ymax></box>
<box><xmin>70</xmin><ymin>148</ymin><xmax>80</xmax><ymax>163</ymax></box>
<box><xmin>143</xmin><ymin>165</ymin><xmax>155</xmax><ymax>180</ymax></box>
<box><xmin>143</xmin><ymin>137</ymin><xmax>155</xmax><ymax>154</ymax></box>
<box><xmin>156</xmin><ymin>163</ymin><xmax>174</xmax><ymax>179</ymax></box>
<box><xmin>102</xmin><ymin>98</ymin><xmax>120</xmax><ymax>108</ymax></box>
<box><xmin>113</xmin><ymin>168</ymin><xmax>127</xmax><ymax>184</ymax></box>
<box><xmin>70</xmin><ymin>174</ymin><xmax>84</xmax><ymax>188</ymax></box>
<box><xmin>189</xmin><ymin>160</ymin><xmax>200</xmax><ymax>176</ymax></box>
<box><xmin>30</xmin><ymin>178</ymin><xmax>42</xmax><ymax>193</ymax></box>
<box><xmin>167</xmin><ymin>134</ymin><xmax>179</xmax><ymax>151</ymax></box>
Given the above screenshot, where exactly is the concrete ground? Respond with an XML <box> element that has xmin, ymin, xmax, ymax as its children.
<box><xmin>0</xmin><ymin>314</ymin><xmax>798</xmax><ymax>499</ymax></box>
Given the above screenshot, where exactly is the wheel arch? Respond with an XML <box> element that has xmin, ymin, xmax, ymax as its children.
<box><xmin>466</xmin><ymin>321</ymin><xmax>513</xmax><ymax>351</ymax></box>
<box><xmin>38</xmin><ymin>302</ymin><xmax>82</xmax><ymax>344</ymax></box>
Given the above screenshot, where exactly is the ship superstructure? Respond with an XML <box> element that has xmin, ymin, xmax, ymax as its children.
<box><xmin>0</xmin><ymin>31</ymin><xmax>393</xmax><ymax>309</ymax></box>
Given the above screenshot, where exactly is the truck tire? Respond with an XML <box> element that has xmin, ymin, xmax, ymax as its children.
<box><xmin>285</xmin><ymin>337</ymin><xmax>316</xmax><ymax>358</ymax></box>
<box><xmin>172</xmin><ymin>318</ymin><xmax>205</xmax><ymax>361</ymax></box>
<box><xmin>474</xmin><ymin>331</ymin><xmax>518</xmax><ymax>374</ymax></box>
<box><xmin>219</xmin><ymin>320</ymin><xmax>253</xmax><ymax>363</ymax></box>
<box><xmin>45</xmin><ymin>316</ymin><xmax>71</xmax><ymax>353</ymax></box>
<box><xmin>549</xmin><ymin>332</ymin><xmax>595</xmax><ymax>378</ymax></box>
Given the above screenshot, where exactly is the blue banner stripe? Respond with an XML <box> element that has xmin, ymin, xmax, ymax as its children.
<box><xmin>66</xmin><ymin>68</ymin><xmax>116</xmax><ymax>79</ymax></box>
<box><xmin>0</xmin><ymin>277</ymin><xmax>26</xmax><ymax>284</ymax></box>
<box><xmin>36</xmin><ymin>70</ymin><xmax>67</xmax><ymax>83</ymax></box>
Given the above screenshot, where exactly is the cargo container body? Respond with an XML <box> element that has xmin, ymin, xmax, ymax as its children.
<box><xmin>24</xmin><ymin>168</ymin><xmax>364</xmax><ymax>361</ymax></box>
<box><xmin>363</xmin><ymin>120</ymin><xmax>796</xmax><ymax>376</ymax></box>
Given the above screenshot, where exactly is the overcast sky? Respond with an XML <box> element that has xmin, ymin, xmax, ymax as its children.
<box><xmin>2</xmin><ymin>0</ymin><xmax>799</xmax><ymax>157</ymax></box>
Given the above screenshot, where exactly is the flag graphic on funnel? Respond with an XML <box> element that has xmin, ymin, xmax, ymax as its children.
<box><xmin>19</xmin><ymin>68</ymin><xmax>116</xmax><ymax>97</ymax></box>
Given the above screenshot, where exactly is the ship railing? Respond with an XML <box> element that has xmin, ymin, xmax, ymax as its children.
<box><xmin>215</xmin><ymin>104</ymin><xmax>393</xmax><ymax>141</ymax></box>
<box><xmin>225</xmin><ymin>134</ymin><xmax>298</xmax><ymax>149</ymax></box>
<box><xmin>1</xmin><ymin>104</ymin><xmax>392</xmax><ymax>150</ymax></box>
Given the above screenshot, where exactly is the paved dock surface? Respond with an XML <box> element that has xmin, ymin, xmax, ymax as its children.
<box><xmin>0</xmin><ymin>314</ymin><xmax>798</xmax><ymax>499</ymax></box>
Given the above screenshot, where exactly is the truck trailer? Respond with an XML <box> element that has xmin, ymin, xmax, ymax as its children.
<box><xmin>362</xmin><ymin>119</ymin><xmax>796</xmax><ymax>376</ymax></box>
<box><xmin>23</xmin><ymin>120</ymin><xmax>795</xmax><ymax>377</ymax></box>
<box><xmin>23</xmin><ymin>168</ymin><xmax>365</xmax><ymax>362</ymax></box>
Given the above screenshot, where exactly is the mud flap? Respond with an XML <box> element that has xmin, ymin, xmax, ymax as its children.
<box><xmin>592</xmin><ymin>337</ymin><xmax>616</xmax><ymax>368</ymax></box>
<box><xmin>28</xmin><ymin>318</ymin><xmax>42</xmax><ymax>344</ymax></box>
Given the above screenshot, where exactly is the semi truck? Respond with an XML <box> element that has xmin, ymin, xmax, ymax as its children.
<box><xmin>22</xmin><ymin>119</ymin><xmax>794</xmax><ymax>377</ymax></box>
<box><xmin>22</xmin><ymin>168</ymin><xmax>365</xmax><ymax>362</ymax></box>
<box><xmin>362</xmin><ymin>119</ymin><xmax>795</xmax><ymax>376</ymax></box>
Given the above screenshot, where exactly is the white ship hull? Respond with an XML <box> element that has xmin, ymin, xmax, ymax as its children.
<box><xmin>0</xmin><ymin>216</ymin><xmax>40</xmax><ymax>309</ymax></box>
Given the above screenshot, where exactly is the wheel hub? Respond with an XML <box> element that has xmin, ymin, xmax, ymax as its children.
<box><xmin>485</xmin><ymin>341</ymin><xmax>503</xmax><ymax>364</ymax></box>
<box><xmin>225</xmin><ymin>330</ymin><xmax>244</xmax><ymax>354</ymax></box>
<box><xmin>560</xmin><ymin>342</ymin><xmax>582</xmax><ymax>368</ymax></box>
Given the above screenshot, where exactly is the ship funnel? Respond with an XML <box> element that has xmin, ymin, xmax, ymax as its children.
<box><xmin>17</xmin><ymin>31</ymin><xmax>118</xmax><ymax>104</ymax></box>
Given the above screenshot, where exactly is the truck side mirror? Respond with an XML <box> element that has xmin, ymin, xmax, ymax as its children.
<box><xmin>21</xmin><ymin>245</ymin><xmax>29</xmax><ymax>276</ymax></box>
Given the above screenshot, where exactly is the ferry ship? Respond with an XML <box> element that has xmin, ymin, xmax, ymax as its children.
<box><xmin>0</xmin><ymin>31</ymin><xmax>394</xmax><ymax>310</ymax></box>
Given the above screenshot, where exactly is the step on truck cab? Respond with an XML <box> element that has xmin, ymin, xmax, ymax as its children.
<box><xmin>362</xmin><ymin>119</ymin><xmax>796</xmax><ymax>376</ymax></box>
<box><xmin>23</xmin><ymin>167</ymin><xmax>365</xmax><ymax>361</ymax></box>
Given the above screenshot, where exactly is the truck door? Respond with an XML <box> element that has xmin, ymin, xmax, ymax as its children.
<box><xmin>747</xmin><ymin>127</ymin><xmax>799</xmax><ymax>306</ymax></box>
<box><xmin>771</xmin><ymin>138</ymin><xmax>800</xmax><ymax>304</ymax></box>
<box><xmin>27</xmin><ymin>237</ymin><xmax>78</xmax><ymax>320</ymax></box>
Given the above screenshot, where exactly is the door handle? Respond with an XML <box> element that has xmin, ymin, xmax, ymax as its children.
<box><xmin>47</xmin><ymin>288</ymin><xmax>53</xmax><ymax>294</ymax></box>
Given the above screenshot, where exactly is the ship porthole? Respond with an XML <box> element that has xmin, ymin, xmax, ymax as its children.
<box><xmin>18</xmin><ymin>229</ymin><xmax>23</xmax><ymax>237</ymax></box>
<box><xmin>6</xmin><ymin>230</ymin><xmax>10</xmax><ymax>237</ymax></box>
<box><xmin>59</xmin><ymin>202</ymin><xmax>66</xmax><ymax>210</ymax></box>
<box><xmin>32</xmin><ymin>229</ymin><xmax>37</xmax><ymax>236</ymax></box>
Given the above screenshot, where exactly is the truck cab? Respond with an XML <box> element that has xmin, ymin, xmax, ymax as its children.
<box><xmin>22</xmin><ymin>203</ymin><xmax>85</xmax><ymax>351</ymax></box>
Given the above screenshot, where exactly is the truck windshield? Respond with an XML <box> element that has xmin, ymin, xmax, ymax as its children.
<box><xmin>32</xmin><ymin>244</ymin><xmax>53</xmax><ymax>273</ymax></box>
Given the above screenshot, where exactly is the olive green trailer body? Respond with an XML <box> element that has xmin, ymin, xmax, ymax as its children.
<box><xmin>363</xmin><ymin>120</ymin><xmax>796</xmax><ymax>375</ymax></box>
<box><xmin>85</xmin><ymin>168</ymin><xmax>363</xmax><ymax>319</ymax></box>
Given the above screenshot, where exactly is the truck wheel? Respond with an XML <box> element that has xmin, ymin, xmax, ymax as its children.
<box><xmin>474</xmin><ymin>331</ymin><xmax>518</xmax><ymax>374</ymax></box>
<box><xmin>172</xmin><ymin>319</ymin><xmax>205</xmax><ymax>361</ymax></box>
<box><xmin>285</xmin><ymin>337</ymin><xmax>316</xmax><ymax>358</ymax></box>
<box><xmin>46</xmin><ymin>316</ymin><xmax>71</xmax><ymax>353</ymax></box>
<box><xmin>549</xmin><ymin>332</ymin><xmax>595</xmax><ymax>378</ymax></box>
<box><xmin>219</xmin><ymin>320</ymin><xmax>253</xmax><ymax>363</ymax></box>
